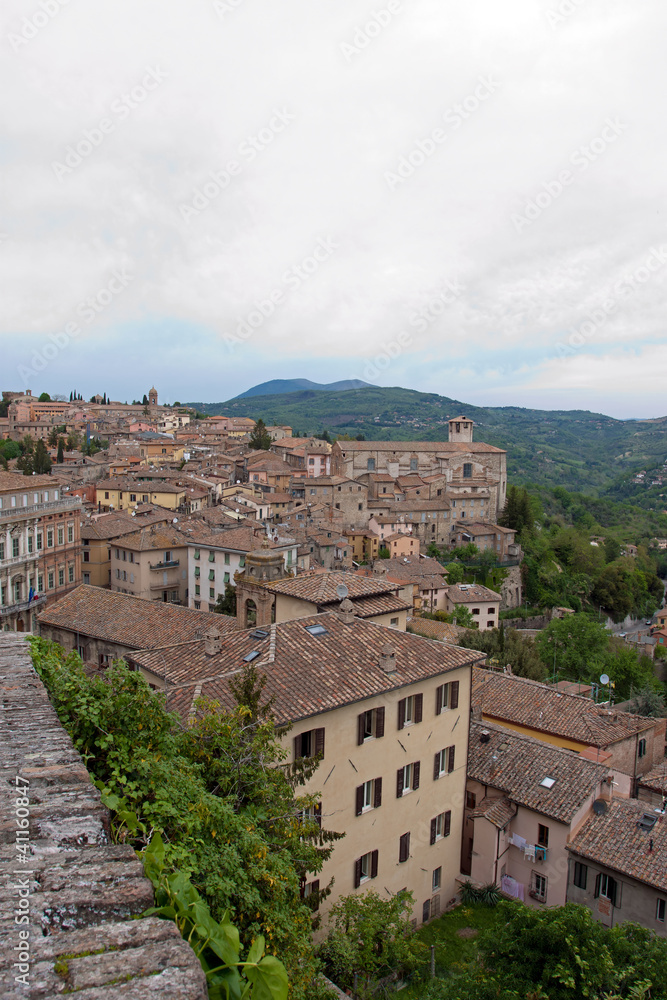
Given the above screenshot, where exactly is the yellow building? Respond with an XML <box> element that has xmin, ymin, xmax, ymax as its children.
<box><xmin>96</xmin><ymin>479</ymin><xmax>187</xmax><ymax>512</ymax></box>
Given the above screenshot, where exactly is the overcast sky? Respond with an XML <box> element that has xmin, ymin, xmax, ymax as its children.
<box><xmin>2</xmin><ymin>0</ymin><xmax>666</xmax><ymax>417</ymax></box>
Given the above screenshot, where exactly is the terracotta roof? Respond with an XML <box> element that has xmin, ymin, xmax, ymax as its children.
<box><xmin>347</xmin><ymin>593</ymin><xmax>412</xmax><ymax>618</ymax></box>
<box><xmin>0</xmin><ymin>472</ymin><xmax>67</xmax><ymax>490</ymax></box>
<box><xmin>81</xmin><ymin>509</ymin><xmax>170</xmax><ymax>540</ymax></box>
<box><xmin>406</xmin><ymin>616</ymin><xmax>468</xmax><ymax>644</ymax></box>
<box><xmin>469</xmin><ymin>721</ymin><xmax>609</xmax><ymax>823</ymax></box>
<box><xmin>268</xmin><ymin>571</ymin><xmax>398</xmax><ymax>604</ymax></box>
<box><xmin>638</xmin><ymin>764</ymin><xmax>667</xmax><ymax>795</ymax></box>
<box><xmin>567</xmin><ymin>797</ymin><xmax>667</xmax><ymax>891</ymax></box>
<box><xmin>334</xmin><ymin>440</ymin><xmax>506</xmax><ymax>454</ymax></box>
<box><xmin>37</xmin><ymin>585</ymin><xmax>236</xmax><ymax>647</ymax></box>
<box><xmin>381</xmin><ymin>557</ymin><xmax>446</xmax><ymax>581</ymax></box>
<box><xmin>128</xmin><ymin>612</ymin><xmax>484</xmax><ymax>725</ymax></box>
<box><xmin>456</xmin><ymin>522</ymin><xmax>515</xmax><ymax>536</ymax></box>
<box><xmin>473</xmin><ymin>795</ymin><xmax>516</xmax><ymax>829</ymax></box>
<box><xmin>113</xmin><ymin>525</ymin><xmax>188</xmax><ymax>552</ymax></box>
<box><xmin>182</xmin><ymin>525</ymin><xmax>275</xmax><ymax>551</ymax></box>
<box><xmin>449</xmin><ymin>583</ymin><xmax>501</xmax><ymax>603</ymax></box>
<box><xmin>472</xmin><ymin>668</ymin><xmax>658</xmax><ymax>747</ymax></box>
<box><xmin>368</xmin><ymin>499</ymin><xmax>451</xmax><ymax>512</ymax></box>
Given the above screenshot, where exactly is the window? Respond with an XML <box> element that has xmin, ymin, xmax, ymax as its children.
<box><xmin>14</xmin><ymin>580</ymin><xmax>21</xmax><ymax>602</ymax></box>
<box><xmin>354</xmin><ymin>850</ymin><xmax>378</xmax><ymax>887</ymax></box>
<box><xmin>105</xmin><ymin>492</ymin><xmax>110</xmax><ymax>500</ymax></box>
<box><xmin>435</xmin><ymin>680</ymin><xmax>459</xmax><ymax>714</ymax></box>
<box><xmin>434</xmin><ymin>746</ymin><xmax>455</xmax><ymax>779</ymax></box>
<box><xmin>12</xmin><ymin>538</ymin><xmax>19</xmax><ymax>558</ymax></box>
<box><xmin>398</xmin><ymin>693</ymin><xmax>423</xmax><ymax>729</ymax></box>
<box><xmin>396</xmin><ymin>761</ymin><xmax>420</xmax><ymax>797</ymax></box>
<box><xmin>224</xmin><ymin>552</ymin><xmax>230</xmax><ymax>565</ymax></box>
<box><xmin>38</xmin><ymin>574</ymin><xmax>43</xmax><ymax>591</ymax></box>
<box><xmin>83</xmin><ymin>573</ymin><xmax>90</xmax><ymax>585</ymax></box>
<box><xmin>301</xmin><ymin>879</ymin><xmax>320</xmax><ymax>910</ymax></box>
<box><xmin>209</xmin><ymin>587</ymin><xmax>215</xmax><ymax>599</ymax></box>
<box><xmin>466</xmin><ymin>791</ymin><xmax>476</xmax><ymax>810</ymax></box>
<box><xmin>573</xmin><ymin>862</ymin><xmax>588</xmax><ymax>890</ymax></box>
<box><xmin>239</xmin><ymin>556</ymin><xmax>245</xmax><ymax>567</ymax></box>
<box><xmin>398</xmin><ymin>832</ymin><xmax>410</xmax><ymax>863</ymax></box>
<box><xmin>538</xmin><ymin>824</ymin><xmax>549</xmax><ymax>848</ymax></box>
<box><xmin>67</xmin><ymin>524</ymin><xmax>74</xmax><ymax>543</ymax></box>
<box><xmin>194</xmin><ymin>566</ymin><xmax>200</xmax><ymax>578</ymax></box>
<box><xmin>48</xmin><ymin>571</ymin><xmax>54</xmax><ymax>589</ymax></box>
<box><xmin>595</xmin><ymin>873</ymin><xmax>620</xmax><ymax>906</ymax></box>
<box><xmin>657</xmin><ymin>898</ymin><xmax>666</xmax><ymax>923</ymax></box>
<box><xmin>195</xmin><ymin>584</ymin><xmax>200</xmax><ymax>595</ymax></box>
<box><xmin>367</xmin><ymin>458</ymin><xmax>375</xmax><ymax>471</ymax></box>
<box><xmin>130</xmin><ymin>494</ymin><xmax>136</xmax><ymax>502</ymax></box>
<box><xmin>463</xmin><ymin>463</ymin><xmax>472</xmax><ymax>478</ymax></box>
<box><xmin>36</xmin><ymin>532</ymin><xmax>43</xmax><ymax>551</ymax></box>
<box><xmin>390</xmin><ymin>617</ymin><xmax>399</xmax><ymax>627</ymax></box>
<box><xmin>68</xmin><ymin>564</ymin><xmax>74</xmax><ymax>583</ymax></box>
<box><xmin>432</xmin><ymin>867</ymin><xmax>442</xmax><ymax>891</ymax></box>
<box><xmin>47</xmin><ymin>529</ymin><xmax>54</xmax><ymax>548</ymax></box>
<box><xmin>410</xmin><ymin>458</ymin><xmax>418</xmax><ymax>471</ymax></box>
<box><xmin>27</xmin><ymin>535</ymin><xmax>33</xmax><ymax>554</ymax></box>
<box><xmin>638</xmin><ymin>738</ymin><xmax>647</xmax><ymax>758</ymax></box>
<box><xmin>194</xmin><ymin>549</ymin><xmax>200</xmax><ymax>560</ymax></box>
<box><xmin>0</xmin><ymin>542</ymin><xmax>4</xmax><ymax>560</ymax></box>
<box><xmin>355</xmin><ymin>778</ymin><xmax>382</xmax><ymax>815</ymax></box>
<box><xmin>224</xmin><ymin>572</ymin><xmax>230</xmax><ymax>584</ymax></box>
<box><xmin>430</xmin><ymin>811</ymin><xmax>451</xmax><ymax>844</ymax></box>
<box><xmin>530</xmin><ymin>872</ymin><xmax>547</xmax><ymax>903</ymax></box>
<box><xmin>294</xmin><ymin>728</ymin><xmax>325</xmax><ymax>760</ymax></box>
<box><xmin>208</xmin><ymin>570</ymin><xmax>215</xmax><ymax>581</ymax></box>
<box><xmin>357</xmin><ymin>707</ymin><xmax>385</xmax><ymax>744</ymax></box>
<box><xmin>83</xmin><ymin>550</ymin><xmax>90</xmax><ymax>562</ymax></box>
<box><xmin>208</xmin><ymin>551</ymin><xmax>215</xmax><ymax>562</ymax></box>
<box><xmin>472</xmin><ymin>607</ymin><xmax>480</xmax><ymax>615</ymax></box>
<box><xmin>194</xmin><ymin>600</ymin><xmax>201</xmax><ymax>609</ymax></box>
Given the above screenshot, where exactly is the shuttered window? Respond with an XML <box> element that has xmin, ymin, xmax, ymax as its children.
<box><xmin>354</xmin><ymin>850</ymin><xmax>379</xmax><ymax>887</ymax></box>
<box><xmin>398</xmin><ymin>693</ymin><xmax>423</xmax><ymax>730</ymax></box>
<box><xmin>293</xmin><ymin>728</ymin><xmax>325</xmax><ymax>760</ymax></box>
<box><xmin>435</xmin><ymin>680</ymin><xmax>459</xmax><ymax>715</ymax></box>
<box><xmin>396</xmin><ymin>761</ymin><xmax>420</xmax><ymax>797</ymax></box>
<box><xmin>357</xmin><ymin>706</ymin><xmax>385</xmax><ymax>744</ymax></box>
<box><xmin>430</xmin><ymin>810</ymin><xmax>452</xmax><ymax>845</ymax></box>
<box><xmin>355</xmin><ymin>777</ymin><xmax>382</xmax><ymax>816</ymax></box>
<box><xmin>434</xmin><ymin>746</ymin><xmax>455</xmax><ymax>779</ymax></box>
<box><xmin>399</xmin><ymin>832</ymin><xmax>410</xmax><ymax>863</ymax></box>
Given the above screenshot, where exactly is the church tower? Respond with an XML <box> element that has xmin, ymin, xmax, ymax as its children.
<box><xmin>448</xmin><ymin>415</ymin><xmax>473</xmax><ymax>443</ymax></box>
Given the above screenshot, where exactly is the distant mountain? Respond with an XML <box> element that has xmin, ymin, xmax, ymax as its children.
<box><xmin>189</xmin><ymin>385</ymin><xmax>667</xmax><ymax>498</ymax></box>
<box><xmin>234</xmin><ymin>378</ymin><xmax>374</xmax><ymax>399</ymax></box>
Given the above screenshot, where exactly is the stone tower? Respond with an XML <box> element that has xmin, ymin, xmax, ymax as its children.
<box><xmin>148</xmin><ymin>386</ymin><xmax>158</xmax><ymax>409</ymax></box>
<box><xmin>448</xmin><ymin>415</ymin><xmax>473</xmax><ymax>443</ymax></box>
<box><xmin>235</xmin><ymin>540</ymin><xmax>288</xmax><ymax>629</ymax></box>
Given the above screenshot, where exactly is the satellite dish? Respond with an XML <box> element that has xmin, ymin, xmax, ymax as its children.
<box><xmin>593</xmin><ymin>798</ymin><xmax>608</xmax><ymax>815</ymax></box>
<box><xmin>173</xmin><ymin>517</ymin><xmax>178</xmax><ymax>523</ymax></box>
<box><xmin>600</xmin><ymin>674</ymin><xmax>610</xmax><ymax>685</ymax></box>
<box><xmin>336</xmin><ymin>584</ymin><xmax>349</xmax><ymax>600</ymax></box>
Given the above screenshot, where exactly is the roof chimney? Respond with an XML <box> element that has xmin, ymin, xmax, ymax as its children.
<box><xmin>203</xmin><ymin>627</ymin><xmax>221</xmax><ymax>657</ymax></box>
<box><xmin>379</xmin><ymin>643</ymin><xmax>397</xmax><ymax>674</ymax></box>
<box><xmin>338</xmin><ymin>598</ymin><xmax>356</xmax><ymax>624</ymax></box>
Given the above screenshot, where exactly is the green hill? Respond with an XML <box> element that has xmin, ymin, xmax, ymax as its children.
<box><xmin>186</xmin><ymin>386</ymin><xmax>667</xmax><ymax>496</ymax></box>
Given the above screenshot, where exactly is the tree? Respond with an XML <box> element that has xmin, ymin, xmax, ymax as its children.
<box><xmin>56</xmin><ymin>438</ymin><xmax>65</xmax><ymax>463</ymax></box>
<box><xmin>316</xmin><ymin>890</ymin><xmax>422</xmax><ymax>997</ymax></box>
<box><xmin>457</xmin><ymin>626</ymin><xmax>547</xmax><ymax>681</ymax></box>
<box><xmin>249</xmin><ymin>419</ymin><xmax>272</xmax><ymax>450</ymax></box>
<box><xmin>48</xmin><ymin>427</ymin><xmax>59</xmax><ymax>447</ymax></box>
<box><xmin>142</xmin><ymin>394</ymin><xmax>149</xmax><ymax>406</ymax></box>
<box><xmin>450</xmin><ymin>543</ymin><xmax>479</xmax><ymax>564</ymax></box>
<box><xmin>628</xmin><ymin>685</ymin><xmax>666</xmax><ymax>717</ymax></box>
<box><xmin>33</xmin><ymin>439</ymin><xmax>52</xmax><ymax>474</ymax></box>
<box><xmin>214</xmin><ymin>582</ymin><xmax>237</xmax><ymax>616</ymax></box>
<box><xmin>445</xmin><ymin>562</ymin><xmax>466</xmax><ymax>584</ymax></box>
<box><xmin>377</xmin><ymin>546</ymin><xmax>390</xmax><ymax>559</ymax></box>
<box><xmin>444</xmin><ymin>605</ymin><xmax>477</xmax><ymax>629</ymax></box>
<box><xmin>38</xmin><ymin>391</ymin><xmax>51</xmax><ymax>402</ymax></box>
<box><xmin>535</xmin><ymin>613</ymin><xmax>609</xmax><ymax>681</ymax></box>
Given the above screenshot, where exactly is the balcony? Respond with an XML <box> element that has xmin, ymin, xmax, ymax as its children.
<box><xmin>0</xmin><ymin>595</ymin><xmax>47</xmax><ymax>618</ymax></box>
<box><xmin>1</xmin><ymin>552</ymin><xmax>40</xmax><ymax>569</ymax></box>
<box><xmin>149</xmin><ymin>559</ymin><xmax>180</xmax><ymax>570</ymax></box>
<box><xmin>0</xmin><ymin>496</ymin><xmax>82</xmax><ymax>522</ymax></box>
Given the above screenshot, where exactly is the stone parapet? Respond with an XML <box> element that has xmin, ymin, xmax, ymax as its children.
<box><xmin>0</xmin><ymin>634</ymin><xmax>207</xmax><ymax>999</ymax></box>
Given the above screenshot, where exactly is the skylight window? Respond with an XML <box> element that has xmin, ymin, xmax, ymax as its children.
<box><xmin>243</xmin><ymin>650</ymin><xmax>261</xmax><ymax>662</ymax></box>
<box><xmin>540</xmin><ymin>777</ymin><xmax>556</xmax><ymax>789</ymax></box>
<box><xmin>251</xmin><ymin>629</ymin><xmax>269</xmax><ymax>640</ymax></box>
<box><xmin>305</xmin><ymin>624</ymin><xmax>328</xmax><ymax>636</ymax></box>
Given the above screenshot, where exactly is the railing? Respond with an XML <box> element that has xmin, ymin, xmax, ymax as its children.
<box><xmin>0</xmin><ymin>595</ymin><xmax>47</xmax><ymax>618</ymax></box>
<box><xmin>0</xmin><ymin>496</ymin><xmax>82</xmax><ymax>522</ymax></box>
<box><xmin>149</xmin><ymin>559</ymin><xmax>180</xmax><ymax>570</ymax></box>
<box><xmin>0</xmin><ymin>552</ymin><xmax>40</xmax><ymax>569</ymax></box>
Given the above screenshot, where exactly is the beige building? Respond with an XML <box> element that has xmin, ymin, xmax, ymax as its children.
<box><xmin>266</xmin><ymin>571</ymin><xmax>412</xmax><ymax>630</ymax></box>
<box><xmin>446</xmin><ymin>583</ymin><xmax>500</xmax><ymax>631</ymax></box>
<box><xmin>110</xmin><ymin>525</ymin><xmax>189</xmax><ymax>604</ymax></box>
<box><xmin>96</xmin><ymin>478</ymin><xmax>188</xmax><ymax>512</ymax></box>
<box><xmin>126</xmin><ymin>609</ymin><xmax>486</xmax><ymax>927</ymax></box>
<box><xmin>464</xmin><ymin>721</ymin><xmax>610</xmax><ymax>907</ymax></box>
<box><xmin>80</xmin><ymin>507</ymin><xmax>172</xmax><ymax>588</ymax></box>
<box><xmin>0</xmin><ymin>472</ymin><xmax>82</xmax><ymax>631</ymax></box>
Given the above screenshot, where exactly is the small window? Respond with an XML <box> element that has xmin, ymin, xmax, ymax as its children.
<box><xmin>367</xmin><ymin>458</ymin><xmax>375</xmax><ymax>471</ymax></box>
<box><xmin>466</xmin><ymin>791</ymin><xmax>476</xmax><ymax>810</ymax></box>
<box><xmin>398</xmin><ymin>831</ymin><xmax>411</xmax><ymax>863</ymax></box>
<box><xmin>657</xmin><ymin>898</ymin><xmax>666</xmax><ymax>922</ymax></box>
<box><xmin>430</xmin><ymin>810</ymin><xmax>451</xmax><ymax>844</ymax></box>
<box><xmin>530</xmin><ymin>871</ymin><xmax>547</xmax><ymax>902</ymax></box>
<box><xmin>243</xmin><ymin>650</ymin><xmax>261</xmax><ymax>663</ymax></box>
<box><xmin>208</xmin><ymin>570</ymin><xmax>215</xmax><ymax>581</ymax></box>
<box><xmin>434</xmin><ymin>746</ymin><xmax>455</xmax><ymax>779</ymax></box>
<box><xmin>538</xmin><ymin>824</ymin><xmax>549</xmax><ymax>848</ymax></box>
<box><xmin>540</xmin><ymin>776</ymin><xmax>556</xmax><ymax>789</ymax></box>
<box><xmin>396</xmin><ymin>761</ymin><xmax>420</xmax><ymax>797</ymax></box>
<box><xmin>354</xmin><ymin>850</ymin><xmax>378</xmax><ymax>886</ymax></box>
<box><xmin>358</xmin><ymin>707</ymin><xmax>385</xmax><ymax>744</ymax></box>
<box><xmin>355</xmin><ymin>778</ymin><xmax>382</xmax><ymax>815</ymax></box>
<box><xmin>398</xmin><ymin>693</ymin><xmax>423</xmax><ymax>729</ymax></box>
<box><xmin>195</xmin><ymin>584</ymin><xmax>200</xmax><ymax>595</ymax></box>
<box><xmin>194</xmin><ymin>549</ymin><xmax>200</xmax><ymax>560</ymax></box>
<box><xmin>463</xmin><ymin>463</ymin><xmax>472</xmax><ymax>478</ymax></box>
<box><xmin>294</xmin><ymin>728</ymin><xmax>325</xmax><ymax>760</ymax></box>
<box><xmin>432</xmin><ymin>867</ymin><xmax>442</xmax><ymax>891</ymax></box>
<box><xmin>638</xmin><ymin>738</ymin><xmax>647</xmax><ymax>758</ymax></box>
<box><xmin>573</xmin><ymin>862</ymin><xmax>587</xmax><ymax>890</ymax></box>
<box><xmin>305</xmin><ymin>623</ymin><xmax>327</xmax><ymax>636</ymax></box>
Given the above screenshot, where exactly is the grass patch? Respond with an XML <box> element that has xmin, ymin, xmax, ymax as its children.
<box><xmin>400</xmin><ymin>903</ymin><xmax>504</xmax><ymax>998</ymax></box>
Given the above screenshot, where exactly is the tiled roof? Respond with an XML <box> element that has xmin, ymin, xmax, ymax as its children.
<box><xmin>334</xmin><ymin>440</ymin><xmax>506</xmax><ymax>454</ymax></box>
<box><xmin>449</xmin><ymin>583</ymin><xmax>501</xmax><ymax>603</ymax></box>
<box><xmin>638</xmin><ymin>764</ymin><xmax>667</xmax><ymax>795</ymax></box>
<box><xmin>37</xmin><ymin>585</ymin><xmax>237</xmax><ymax>647</ymax></box>
<box><xmin>473</xmin><ymin>795</ymin><xmax>516</xmax><ymax>829</ymax></box>
<box><xmin>381</xmin><ymin>557</ymin><xmax>446</xmax><ymax>581</ymax></box>
<box><xmin>348</xmin><ymin>593</ymin><xmax>412</xmax><ymax>618</ymax></box>
<box><xmin>368</xmin><ymin>499</ymin><xmax>451</xmax><ymax>512</ymax></box>
<box><xmin>268</xmin><ymin>571</ymin><xmax>397</xmax><ymax>603</ymax></box>
<box><xmin>406</xmin><ymin>616</ymin><xmax>468</xmax><ymax>644</ymax></box>
<box><xmin>567</xmin><ymin>797</ymin><xmax>667</xmax><ymax>891</ymax></box>
<box><xmin>182</xmin><ymin>525</ymin><xmax>274</xmax><ymax>551</ymax></box>
<box><xmin>80</xmin><ymin>509</ymin><xmax>170</xmax><ymax>540</ymax></box>
<box><xmin>472</xmin><ymin>668</ymin><xmax>658</xmax><ymax>747</ymax></box>
<box><xmin>0</xmin><ymin>472</ymin><xmax>66</xmax><ymax>490</ymax></box>
<box><xmin>468</xmin><ymin>721</ymin><xmax>609</xmax><ymax>823</ymax></box>
<box><xmin>128</xmin><ymin>612</ymin><xmax>484</xmax><ymax>726</ymax></box>
<box><xmin>456</xmin><ymin>521</ymin><xmax>513</xmax><ymax>536</ymax></box>
<box><xmin>113</xmin><ymin>526</ymin><xmax>188</xmax><ymax>552</ymax></box>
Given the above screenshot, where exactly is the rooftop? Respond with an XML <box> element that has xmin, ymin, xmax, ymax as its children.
<box><xmin>333</xmin><ymin>440</ymin><xmax>506</xmax><ymax>454</ymax></box>
<box><xmin>37</xmin><ymin>585</ymin><xmax>236</xmax><ymax>648</ymax></box>
<box><xmin>406</xmin><ymin>616</ymin><xmax>469</xmax><ymax>644</ymax></box>
<box><xmin>472</xmin><ymin>667</ymin><xmax>658</xmax><ymax>747</ymax></box>
<box><xmin>468</xmin><ymin>721</ymin><xmax>609</xmax><ymax>823</ymax></box>
<box><xmin>128</xmin><ymin>611</ymin><xmax>485</xmax><ymax>725</ymax></box>
<box><xmin>449</xmin><ymin>583</ymin><xmax>501</xmax><ymax>603</ymax></box>
<box><xmin>567</xmin><ymin>797</ymin><xmax>667</xmax><ymax>892</ymax></box>
<box><xmin>267</xmin><ymin>570</ymin><xmax>399</xmax><ymax>604</ymax></box>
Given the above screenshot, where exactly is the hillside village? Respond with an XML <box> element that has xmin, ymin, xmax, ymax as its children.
<box><xmin>2</xmin><ymin>385</ymin><xmax>667</xmax><ymax>996</ymax></box>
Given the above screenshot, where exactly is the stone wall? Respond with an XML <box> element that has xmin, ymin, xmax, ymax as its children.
<box><xmin>0</xmin><ymin>633</ymin><xmax>207</xmax><ymax>999</ymax></box>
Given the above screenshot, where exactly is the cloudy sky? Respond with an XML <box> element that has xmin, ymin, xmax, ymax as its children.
<box><xmin>2</xmin><ymin>0</ymin><xmax>666</xmax><ymax>417</ymax></box>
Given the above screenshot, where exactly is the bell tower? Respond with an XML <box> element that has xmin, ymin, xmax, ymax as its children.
<box><xmin>448</xmin><ymin>415</ymin><xmax>473</xmax><ymax>443</ymax></box>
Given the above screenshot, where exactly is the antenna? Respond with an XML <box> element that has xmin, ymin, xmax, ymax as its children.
<box><xmin>336</xmin><ymin>584</ymin><xmax>349</xmax><ymax>600</ymax></box>
<box><xmin>600</xmin><ymin>674</ymin><xmax>610</xmax><ymax>686</ymax></box>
